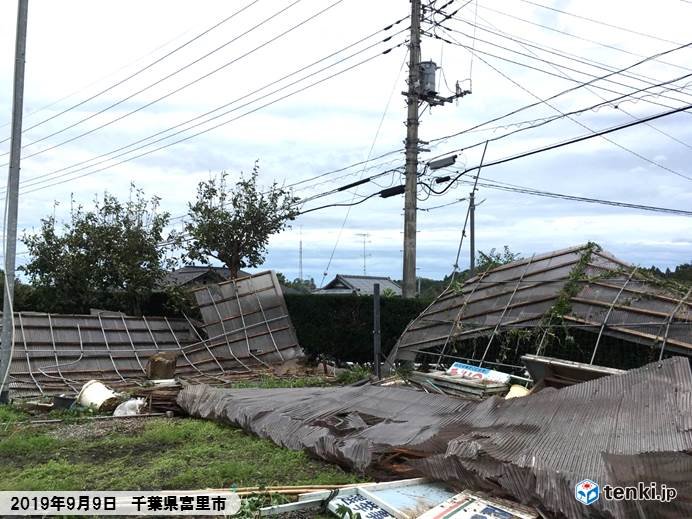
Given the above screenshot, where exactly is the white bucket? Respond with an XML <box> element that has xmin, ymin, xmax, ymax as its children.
<box><xmin>76</xmin><ymin>380</ymin><xmax>120</xmax><ymax>410</ymax></box>
<box><xmin>505</xmin><ymin>384</ymin><xmax>530</xmax><ymax>399</ymax></box>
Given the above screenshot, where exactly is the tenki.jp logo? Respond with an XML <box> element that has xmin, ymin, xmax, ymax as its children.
<box><xmin>575</xmin><ymin>479</ymin><xmax>600</xmax><ymax>505</ymax></box>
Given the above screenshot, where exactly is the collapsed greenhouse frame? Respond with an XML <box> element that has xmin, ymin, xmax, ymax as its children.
<box><xmin>387</xmin><ymin>244</ymin><xmax>692</xmax><ymax>371</ymax></box>
<box><xmin>6</xmin><ymin>271</ymin><xmax>304</xmax><ymax>397</ymax></box>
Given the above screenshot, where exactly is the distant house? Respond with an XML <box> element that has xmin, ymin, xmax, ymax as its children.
<box><xmin>162</xmin><ymin>266</ymin><xmax>302</xmax><ymax>294</ymax></box>
<box><xmin>313</xmin><ymin>274</ymin><xmax>402</xmax><ymax>296</ymax></box>
<box><xmin>162</xmin><ymin>266</ymin><xmax>249</xmax><ymax>288</ymax></box>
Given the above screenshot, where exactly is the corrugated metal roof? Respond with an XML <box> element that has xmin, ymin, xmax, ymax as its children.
<box><xmin>7</xmin><ymin>271</ymin><xmax>302</xmax><ymax>397</ymax></box>
<box><xmin>178</xmin><ymin>357</ymin><xmax>692</xmax><ymax>519</ymax></box>
<box><xmin>190</xmin><ymin>270</ymin><xmax>304</xmax><ymax>369</ymax></box>
<box><xmin>388</xmin><ymin>244</ymin><xmax>691</xmax><ymax>368</ymax></box>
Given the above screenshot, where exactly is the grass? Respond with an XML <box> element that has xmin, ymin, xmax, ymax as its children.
<box><xmin>0</xmin><ymin>404</ymin><xmax>28</xmax><ymax>423</ymax></box>
<box><xmin>0</xmin><ymin>418</ymin><xmax>364</xmax><ymax>491</ymax></box>
<box><xmin>228</xmin><ymin>375</ymin><xmax>334</xmax><ymax>389</ymax></box>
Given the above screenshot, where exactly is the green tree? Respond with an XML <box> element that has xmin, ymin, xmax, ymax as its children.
<box><xmin>181</xmin><ymin>164</ymin><xmax>299</xmax><ymax>278</ymax></box>
<box><xmin>276</xmin><ymin>273</ymin><xmax>316</xmax><ymax>293</ymax></box>
<box><xmin>21</xmin><ymin>186</ymin><xmax>173</xmax><ymax>314</ymax></box>
<box><xmin>476</xmin><ymin>245</ymin><xmax>522</xmax><ymax>271</ymax></box>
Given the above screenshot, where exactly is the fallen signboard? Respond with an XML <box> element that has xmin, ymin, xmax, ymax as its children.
<box><xmin>418</xmin><ymin>491</ymin><xmax>537</xmax><ymax>519</ymax></box>
<box><xmin>446</xmin><ymin>362</ymin><xmax>511</xmax><ymax>384</ymax></box>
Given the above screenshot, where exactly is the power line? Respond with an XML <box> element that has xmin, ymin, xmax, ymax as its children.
<box><xmin>424</xmin><ymin>35</ymin><xmax>692</xmax><ymax>147</ymax></box>
<box><xmin>9</xmin><ymin>24</ymin><xmax>408</xmax><ymax>194</ymax></box>
<box><xmin>430</xmin><ymin>100</ymin><xmax>692</xmax><ymax>193</ymax></box>
<box><xmin>477</xmin><ymin>4</ymin><xmax>692</xmax><ymax>75</ymax></box>
<box><xmin>436</xmin><ymin>28</ymin><xmax>692</xmax><ymax>182</ymax></box>
<box><xmin>1</xmin><ymin>0</ymin><xmax>331</xmax><ymax>164</ymax></box>
<box><xmin>429</xmin><ymin>72</ymin><xmax>692</xmax><ymax>155</ymax></box>
<box><xmin>453</xmin><ymin>176</ymin><xmax>692</xmax><ymax>216</ymax></box>
<box><xmin>318</xmin><ymin>47</ymin><xmax>409</xmax><ymax>287</ymax></box>
<box><xmin>517</xmin><ymin>0</ymin><xmax>682</xmax><ymax>46</ymax></box>
<box><xmin>467</xmin><ymin>12</ymin><xmax>692</xmax><ymax>154</ymax></box>
<box><xmin>427</xmin><ymin>25</ymin><xmax>692</xmax><ymax>113</ymax></box>
<box><xmin>17</xmin><ymin>43</ymin><xmax>407</xmax><ymax>196</ymax></box>
<box><xmin>447</xmin><ymin>14</ymin><xmax>692</xmax><ymax>106</ymax></box>
<box><xmin>0</xmin><ymin>0</ymin><xmax>263</xmax><ymax>145</ymax></box>
<box><xmin>0</xmin><ymin>15</ymin><xmax>208</xmax><ymax>133</ymax></box>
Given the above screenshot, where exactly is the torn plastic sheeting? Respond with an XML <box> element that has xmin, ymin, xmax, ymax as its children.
<box><xmin>177</xmin><ymin>357</ymin><xmax>692</xmax><ymax>519</ymax></box>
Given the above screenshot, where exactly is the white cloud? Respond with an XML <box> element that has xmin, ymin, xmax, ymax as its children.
<box><xmin>1</xmin><ymin>0</ymin><xmax>690</xmax><ymax>283</ymax></box>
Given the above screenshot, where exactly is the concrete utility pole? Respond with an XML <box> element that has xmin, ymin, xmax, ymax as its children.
<box><xmin>402</xmin><ymin>0</ymin><xmax>422</xmax><ymax>299</ymax></box>
<box><xmin>0</xmin><ymin>0</ymin><xmax>29</xmax><ymax>401</ymax></box>
<box><xmin>469</xmin><ymin>191</ymin><xmax>475</xmax><ymax>275</ymax></box>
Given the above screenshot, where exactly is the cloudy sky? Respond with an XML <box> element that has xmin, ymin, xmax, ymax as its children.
<box><xmin>1</xmin><ymin>0</ymin><xmax>691</xmax><ymax>286</ymax></box>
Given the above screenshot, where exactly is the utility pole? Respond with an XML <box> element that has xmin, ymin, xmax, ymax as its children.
<box><xmin>298</xmin><ymin>226</ymin><xmax>303</xmax><ymax>281</ymax></box>
<box><xmin>355</xmin><ymin>233</ymin><xmax>370</xmax><ymax>275</ymax></box>
<box><xmin>0</xmin><ymin>0</ymin><xmax>29</xmax><ymax>401</ymax></box>
<box><xmin>402</xmin><ymin>0</ymin><xmax>422</xmax><ymax>299</ymax></box>
<box><xmin>373</xmin><ymin>283</ymin><xmax>381</xmax><ymax>380</ymax></box>
<box><xmin>469</xmin><ymin>191</ymin><xmax>475</xmax><ymax>275</ymax></box>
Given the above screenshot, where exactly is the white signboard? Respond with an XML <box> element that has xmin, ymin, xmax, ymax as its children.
<box><xmin>446</xmin><ymin>362</ymin><xmax>511</xmax><ymax>384</ymax></box>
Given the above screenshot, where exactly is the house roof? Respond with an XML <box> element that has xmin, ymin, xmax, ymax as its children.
<box><xmin>163</xmin><ymin>266</ymin><xmax>249</xmax><ymax>287</ymax></box>
<box><xmin>314</xmin><ymin>274</ymin><xmax>402</xmax><ymax>295</ymax></box>
<box><xmin>388</xmin><ymin>243</ymin><xmax>692</xmax><ymax>366</ymax></box>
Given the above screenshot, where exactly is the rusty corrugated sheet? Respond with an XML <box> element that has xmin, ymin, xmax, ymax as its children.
<box><xmin>177</xmin><ymin>357</ymin><xmax>692</xmax><ymax>519</ymax></box>
<box><xmin>387</xmin><ymin>244</ymin><xmax>692</xmax><ymax>369</ymax></box>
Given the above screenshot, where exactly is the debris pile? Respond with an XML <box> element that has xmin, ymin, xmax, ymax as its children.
<box><xmin>178</xmin><ymin>357</ymin><xmax>692</xmax><ymax>519</ymax></box>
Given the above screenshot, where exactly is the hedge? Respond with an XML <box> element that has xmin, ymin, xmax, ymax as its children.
<box><xmin>284</xmin><ymin>294</ymin><xmax>430</xmax><ymax>364</ymax></box>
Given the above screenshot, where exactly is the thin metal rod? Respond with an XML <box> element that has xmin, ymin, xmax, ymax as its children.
<box><xmin>479</xmin><ymin>254</ymin><xmax>535</xmax><ymax>367</ymax></box>
<box><xmin>181</xmin><ymin>313</ymin><xmax>226</xmax><ymax>375</ymax></box>
<box><xmin>17</xmin><ymin>312</ymin><xmax>42</xmax><ymax>394</ymax></box>
<box><xmin>96</xmin><ymin>313</ymin><xmax>126</xmax><ymax>382</ymax></box>
<box><xmin>230</xmin><ymin>278</ymin><xmax>272</xmax><ymax>369</ymax></box>
<box><xmin>205</xmin><ymin>286</ymin><xmax>251</xmax><ymax>371</ymax></box>
<box><xmin>435</xmin><ymin>269</ymin><xmax>489</xmax><ymax>368</ymax></box>
<box><xmin>120</xmin><ymin>315</ymin><xmax>146</xmax><ymax>374</ymax></box>
<box><xmin>590</xmin><ymin>267</ymin><xmax>637</xmax><ymax>364</ymax></box>
<box><xmin>249</xmin><ymin>274</ymin><xmax>284</xmax><ymax>361</ymax></box>
<box><xmin>163</xmin><ymin>316</ymin><xmax>227</xmax><ymax>384</ymax></box>
<box><xmin>658</xmin><ymin>287</ymin><xmax>692</xmax><ymax>362</ymax></box>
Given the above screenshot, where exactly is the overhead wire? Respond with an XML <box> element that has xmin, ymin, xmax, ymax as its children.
<box><xmin>434</xmin><ymin>28</ymin><xmax>692</xmax><ymax>181</ymax></box>
<box><xmin>1</xmin><ymin>0</ymin><xmax>343</xmax><ymax>166</ymax></box>
<box><xmin>452</xmin><ymin>176</ymin><xmax>692</xmax><ymax>216</ymax></box>
<box><xmin>428</xmin><ymin>100</ymin><xmax>692</xmax><ymax>195</ymax></box>
<box><xmin>426</xmin><ymin>24</ymin><xmax>692</xmax><ymax>113</ymax></box>
<box><xmin>15</xmin><ymin>42</ymin><xmax>408</xmax><ymax>196</ymax></box>
<box><xmin>0</xmin><ymin>0</ymin><xmax>264</xmax><ymax>140</ymax></box>
<box><xmin>426</xmin><ymin>72</ymin><xmax>692</xmax><ymax>162</ymax></box>
<box><xmin>318</xmin><ymin>46</ymin><xmax>409</xmax><ymax>287</ymax></box>
<box><xmin>445</xmin><ymin>14</ymin><xmax>692</xmax><ymax>106</ymax></box>
<box><xmin>423</xmin><ymin>33</ymin><xmax>692</xmax><ymax>148</ymax></box>
<box><xmin>468</xmin><ymin>12</ymin><xmax>692</xmax><ymax>153</ymax></box>
<box><xmin>9</xmin><ymin>23</ymin><xmax>409</xmax><ymax>194</ymax></box>
<box><xmin>477</xmin><ymin>4</ymin><xmax>692</xmax><ymax>75</ymax></box>
<box><xmin>517</xmin><ymin>0</ymin><xmax>682</xmax><ymax>46</ymax></box>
